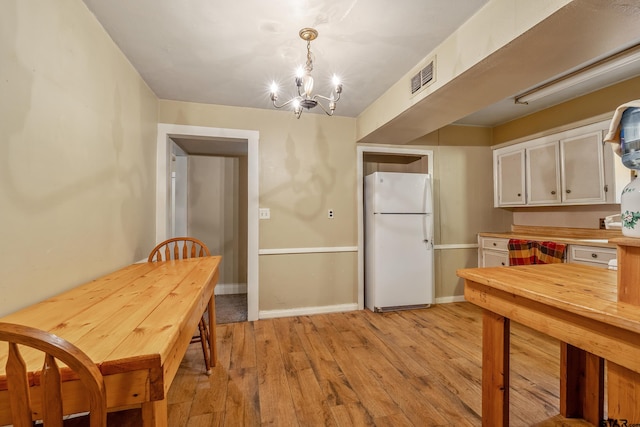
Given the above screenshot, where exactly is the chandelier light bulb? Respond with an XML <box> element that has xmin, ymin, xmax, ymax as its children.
<box><xmin>269</xmin><ymin>82</ymin><xmax>279</xmax><ymax>99</ymax></box>
<box><xmin>303</xmin><ymin>74</ymin><xmax>314</xmax><ymax>98</ymax></box>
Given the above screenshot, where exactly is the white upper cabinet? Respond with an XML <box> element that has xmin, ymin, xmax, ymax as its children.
<box><xmin>495</xmin><ymin>149</ymin><xmax>525</xmax><ymax>206</ymax></box>
<box><xmin>527</xmin><ymin>141</ymin><xmax>561</xmax><ymax>205</ymax></box>
<box><xmin>560</xmin><ymin>131</ymin><xmax>605</xmax><ymax>203</ymax></box>
<box><xmin>494</xmin><ymin>120</ymin><xmax>627</xmax><ymax>207</ymax></box>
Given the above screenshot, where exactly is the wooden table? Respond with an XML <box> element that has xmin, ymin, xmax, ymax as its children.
<box><xmin>457</xmin><ymin>263</ymin><xmax>640</xmax><ymax>426</ymax></box>
<box><xmin>0</xmin><ymin>256</ymin><xmax>220</xmax><ymax>427</ymax></box>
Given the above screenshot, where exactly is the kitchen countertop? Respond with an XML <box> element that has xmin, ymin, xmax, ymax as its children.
<box><xmin>479</xmin><ymin>225</ymin><xmax>623</xmax><ymax>249</ymax></box>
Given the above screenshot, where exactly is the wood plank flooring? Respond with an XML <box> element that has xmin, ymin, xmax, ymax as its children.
<box><xmin>161</xmin><ymin>302</ymin><xmax>592</xmax><ymax>426</ymax></box>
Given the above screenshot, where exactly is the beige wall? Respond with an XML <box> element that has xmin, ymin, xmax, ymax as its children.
<box><xmin>0</xmin><ymin>1</ymin><xmax>159</xmax><ymax>316</ymax></box>
<box><xmin>493</xmin><ymin>75</ymin><xmax>640</xmax><ymax>145</ymax></box>
<box><xmin>432</xmin><ymin>143</ymin><xmax>512</xmax><ymax>298</ymax></box>
<box><xmin>159</xmin><ymin>101</ymin><xmax>357</xmax><ymax>311</ymax></box>
<box><xmin>188</xmin><ymin>156</ymin><xmax>248</xmax><ymax>287</ymax></box>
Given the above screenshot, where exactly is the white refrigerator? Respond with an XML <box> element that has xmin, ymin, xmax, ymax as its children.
<box><xmin>364</xmin><ymin>172</ymin><xmax>434</xmax><ymax>312</ymax></box>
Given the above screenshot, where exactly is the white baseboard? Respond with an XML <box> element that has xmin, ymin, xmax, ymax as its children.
<box><xmin>259</xmin><ymin>303</ymin><xmax>359</xmax><ymax>319</ymax></box>
<box><xmin>215</xmin><ymin>283</ymin><xmax>247</xmax><ymax>295</ymax></box>
<box><xmin>435</xmin><ymin>295</ymin><xmax>467</xmax><ymax>304</ymax></box>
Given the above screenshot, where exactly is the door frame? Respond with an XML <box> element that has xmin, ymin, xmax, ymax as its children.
<box><xmin>357</xmin><ymin>144</ymin><xmax>434</xmax><ymax>310</ymax></box>
<box><xmin>156</xmin><ymin>123</ymin><xmax>259</xmax><ymax>321</ymax></box>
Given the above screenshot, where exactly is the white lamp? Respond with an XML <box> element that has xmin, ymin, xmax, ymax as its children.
<box><xmin>515</xmin><ymin>46</ymin><xmax>640</xmax><ymax>105</ymax></box>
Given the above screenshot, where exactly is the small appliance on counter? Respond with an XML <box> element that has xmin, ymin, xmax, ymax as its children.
<box><xmin>604</xmin><ymin>213</ymin><xmax>622</xmax><ymax>230</ymax></box>
<box><xmin>605</xmin><ymin>101</ymin><xmax>640</xmax><ymax>237</ymax></box>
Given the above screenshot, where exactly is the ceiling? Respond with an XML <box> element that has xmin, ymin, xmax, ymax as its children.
<box><xmin>81</xmin><ymin>0</ymin><xmax>488</xmax><ymax>118</ymax></box>
<box><xmin>82</xmin><ymin>0</ymin><xmax>640</xmax><ymax>130</ymax></box>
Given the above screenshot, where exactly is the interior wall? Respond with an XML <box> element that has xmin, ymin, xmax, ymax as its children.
<box><xmin>511</xmin><ymin>205</ymin><xmax>621</xmax><ymax>229</ymax></box>
<box><xmin>493</xmin><ymin>75</ymin><xmax>640</xmax><ymax>145</ymax></box>
<box><xmin>188</xmin><ymin>155</ymin><xmax>248</xmax><ymax>288</ymax></box>
<box><xmin>159</xmin><ymin>100</ymin><xmax>357</xmax><ymax>312</ymax></box>
<box><xmin>0</xmin><ymin>1</ymin><xmax>158</xmax><ymax>316</ymax></box>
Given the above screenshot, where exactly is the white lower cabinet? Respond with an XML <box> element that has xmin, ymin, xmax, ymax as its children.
<box><xmin>568</xmin><ymin>245</ymin><xmax>616</xmax><ymax>268</ymax></box>
<box><xmin>478</xmin><ymin>236</ymin><xmax>615</xmax><ymax>269</ymax></box>
<box><xmin>478</xmin><ymin>237</ymin><xmax>509</xmax><ymax>267</ymax></box>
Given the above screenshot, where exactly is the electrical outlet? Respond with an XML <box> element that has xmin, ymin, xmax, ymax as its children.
<box><xmin>328</xmin><ymin>209</ymin><xmax>334</xmax><ymax>219</ymax></box>
<box><xmin>259</xmin><ymin>208</ymin><xmax>270</xmax><ymax>219</ymax></box>
<box><xmin>599</xmin><ymin>217</ymin><xmax>606</xmax><ymax>229</ymax></box>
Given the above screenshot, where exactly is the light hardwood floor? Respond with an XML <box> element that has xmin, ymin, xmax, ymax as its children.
<box><xmin>167</xmin><ymin>302</ymin><xmax>594</xmax><ymax>426</ymax></box>
<box><xmin>103</xmin><ymin>302</ymin><xmax>596</xmax><ymax>426</ymax></box>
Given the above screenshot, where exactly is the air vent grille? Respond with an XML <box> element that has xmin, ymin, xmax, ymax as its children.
<box><xmin>410</xmin><ymin>60</ymin><xmax>435</xmax><ymax>95</ymax></box>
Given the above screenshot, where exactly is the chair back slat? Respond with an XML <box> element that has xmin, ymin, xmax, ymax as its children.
<box><xmin>42</xmin><ymin>354</ymin><xmax>63</xmax><ymax>426</ymax></box>
<box><xmin>148</xmin><ymin>237</ymin><xmax>211</xmax><ymax>262</ymax></box>
<box><xmin>6</xmin><ymin>342</ymin><xmax>32</xmax><ymax>427</ymax></box>
<box><xmin>0</xmin><ymin>323</ymin><xmax>107</xmax><ymax>427</ymax></box>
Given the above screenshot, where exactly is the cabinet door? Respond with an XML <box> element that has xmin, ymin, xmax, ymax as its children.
<box><xmin>496</xmin><ymin>150</ymin><xmax>525</xmax><ymax>206</ymax></box>
<box><xmin>560</xmin><ymin>131</ymin><xmax>605</xmax><ymax>203</ymax></box>
<box><xmin>527</xmin><ymin>141</ymin><xmax>561</xmax><ymax>204</ymax></box>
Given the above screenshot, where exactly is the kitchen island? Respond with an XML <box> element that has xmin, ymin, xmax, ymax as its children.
<box><xmin>457</xmin><ymin>262</ymin><xmax>640</xmax><ymax>426</ymax></box>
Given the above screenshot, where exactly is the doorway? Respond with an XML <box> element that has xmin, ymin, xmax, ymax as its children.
<box><xmin>156</xmin><ymin>124</ymin><xmax>259</xmax><ymax>321</ymax></box>
<box><xmin>356</xmin><ymin>144</ymin><xmax>434</xmax><ymax>310</ymax></box>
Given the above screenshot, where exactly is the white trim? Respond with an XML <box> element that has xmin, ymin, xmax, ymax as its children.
<box><xmin>356</xmin><ymin>145</ymin><xmax>434</xmax><ymax>311</ymax></box>
<box><xmin>433</xmin><ymin>243</ymin><xmax>479</xmax><ymax>250</ymax></box>
<box><xmin>156</xmin><ymin>123</ymin><xmax>260</xmax><ymax>321</ymax></box>
<box><xmin>259</xmin><ymin>303</ymin><xmax>359</xmax><ymax>319</ymax></box>
<box><xmin>259</xmin><ymin>246</ymin><xmax>358</xmax><ymax>255</ymax></box>
<box><xmin>215</xmin><ymin>283</ymin><xmax>248</xmax><ymax>295</ymax></box>
<box><xmin>435</xmin><ymin>295</ymin><xmax>467</xmax><ymax>304</ymax></box>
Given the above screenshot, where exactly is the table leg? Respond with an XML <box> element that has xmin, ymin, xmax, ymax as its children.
<box><xmin>482</xmin><ymin>310</ymin><xmax>510</xmax><ymax>427</ymax></box>
<box><xmin>141</xmin><ymin>399</ymin><xmax>168</xmax><ymax>427</ymax></box>
<box><xmin>560</xmin><ymin>343</ymin><xmax>604</xmax><ymax>424</ymax></box>
<box><xmin>208</xmin><ymin>294</ymin><xmax>217</xmax><ymax>367</ymax></box>
<box><xmin>608</xmin><ymin>361</ymin><xmax>640</xmax><ymax>422</ymax></box>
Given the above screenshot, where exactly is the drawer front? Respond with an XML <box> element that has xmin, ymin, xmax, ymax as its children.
<box><xmin>481</xmin><ymin>238</ymin><xmax>509</xmax><ymax>252</ymax></box>
<box><xmin>569</xmin><ymin>245</ymin><xmax>616</xmax><ymax>266</ymax></box>
<box><xmin>483</xmin><ymin>250</ymin><xmax>509</xmax><ymax>267</ymax></box>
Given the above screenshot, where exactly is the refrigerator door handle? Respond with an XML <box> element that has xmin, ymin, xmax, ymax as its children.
<box><xmin>423</xmin><ymin>213</ymin><xmax>433</xmax><ymax>248</ymax></box>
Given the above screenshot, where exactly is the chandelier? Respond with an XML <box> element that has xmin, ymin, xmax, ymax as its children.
<box><xmin>270</xmin><ymin>28</ymin><xmax>343</xmax><ymax>118</ymax></box>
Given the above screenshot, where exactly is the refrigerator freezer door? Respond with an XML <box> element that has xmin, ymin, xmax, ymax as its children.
<box><xmin>366</xmin><ymin>213</ymin><xmax>434</xmax><ymax>310</ymax></box>
<box><xmin>367</xmin><ymin>172</ymin><xmax>431</xmax><ymax>214</ymax></box>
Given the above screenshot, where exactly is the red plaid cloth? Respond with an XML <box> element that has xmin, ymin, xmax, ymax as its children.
<box><xmin>508</xmin><ymin>239</ymin><xmax>566</xmax><ymax>266</ymax></box>
<box><xmin>508</xmin><ymin>239</ymin><xmax>536</xmax><ymax>265</ymax></box>
<box><xmin>535</xmin><ymin>241</ymin><xmax>566</xmax><ymax>264</ymax></box>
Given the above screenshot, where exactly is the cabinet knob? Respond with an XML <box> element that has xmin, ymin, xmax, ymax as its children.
<box><xmin>592</xmin><ymin>253</ymin><xmax>598</xmax><ymax>258</ymax></box>
<box><xmin>501</xmin><ymin>262</ymin><xmax>505</xmax><ymax>266</ymax></box>
<box><xmin>493</xmin><ymin>242</ymin><xmax>497</xmax><ymax>246</ymax></box>
<box><xmin>551</xmin><ymin>190</ymin><xmax>556</xmax><ymax>195</ymax></box>
<box><xmin>566</xmin><ymin>189</ymin><xmax>572</xmax><ymax>194</ymax></box>
<box><xmin>517</xmin><ymin>193</ymin><xmax>521</xmax><ymax>197</ymax></box>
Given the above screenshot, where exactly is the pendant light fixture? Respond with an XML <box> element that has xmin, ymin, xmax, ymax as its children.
<box><xmin>270</xmin><ymin>28</ymin><xmax>343</xmax><ymax>118</ymax></box>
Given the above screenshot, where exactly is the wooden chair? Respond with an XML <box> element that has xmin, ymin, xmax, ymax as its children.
<box><xmin>0</xmin><ymin>322</ymin><xmax>106</xmax><ymax>427</ymax></box>
<box><xmin>147</xmin><ymin>237</ymin><xmax>213</xmax><ymax>374</ymax></box>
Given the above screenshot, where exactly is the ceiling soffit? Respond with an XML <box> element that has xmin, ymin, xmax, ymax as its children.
<box><xmin>359</xmin><ymin>1</ymin><xmax>640</xmax><ymax>145</ymax></box>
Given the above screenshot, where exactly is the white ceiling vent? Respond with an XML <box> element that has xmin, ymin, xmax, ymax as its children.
<box><xmin>410</xmin><ymin>58</ymin><xmax>435</xmax><ymax>95</ymax></box>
